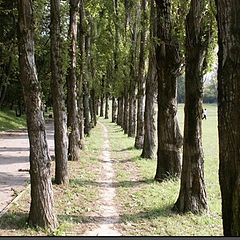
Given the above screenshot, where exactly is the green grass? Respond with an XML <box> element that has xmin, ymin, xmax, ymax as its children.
<box><xmin>103</xmin><ymin>103</ymin><xmax>222</xmax><ymax>236</ymax></box>
<box><xmin>0</xmin><ymin>121</ymin><xmax>103</xmax><ymax>236</ymax></box>
<box><xmin>0</xmin><ymin>105</ymin><xmax>222</xmax><ymax>236</ymax></box>
<box><xmin>0</xmin><ymin>109</ymin><xmax>26</xmax><ymax>131</ymax></box>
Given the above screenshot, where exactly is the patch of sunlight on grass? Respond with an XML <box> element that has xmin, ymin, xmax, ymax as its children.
<box><xmin>0</xmin><ymin>109</ymin><xmax>26</xmax><ymax>131</ymax></box>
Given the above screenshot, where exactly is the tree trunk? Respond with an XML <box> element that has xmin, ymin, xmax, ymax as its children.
<box><xmin>135</xmin><ymin>0</ymin><xmax>147</xmax><ymax>149</ymax></box>
<box><xmin>83</xmin><ymin>81</ymin><xmax>91</xmax><ymax>135</ymax></box>
<box><xmin>154</xmin><ymin>0</ymin><xmax>183</xmax><ymax>181</ymax></box>
<box><xmin>216</xmin><ymin>0</ymin><xmax>240</xmax><ymax>236</ymax></box>
<box><xmin>105</xmin><ymin>93</ymin><xmax>109</xmax><ymax>119</ymax></box>
<box><xmin>77</xmin><ymin>0</ymin><xmax>85</xmax><ymax>148</ymax></box>
<box><xmin>17</xmin><ymin>0</ymin><xmax>58</xmax><ymax>229</ymax></box>
<box><xmin>112</xmin><ymin>96</ymin><xmax>117</xmax><ymax>123</ymax></box>
<box><xmin>117</xmin><ymin>96</ymin><xmax>124</xmax><ymax>127</ymax></box>
<box><xmin>141</xmin><ymin>0</ymin><xmax>157</xmax><ymax>159</ymax></box>
<box><xmin>90</xmin><ymin>88</ymin><xmax>97</xmax><ymax>126</ymax></box>
<box><xmin>67</xmin><ymin>0</ymin><xmax>81</xmax><ymax>161</ymax></box>
<box><xmin>174</xmin><ymin>0</ymin><xmax>208</xmax><ymax>214</ymax></box>
<box><xmin>50</xmin><ymin>0</ymin><xmax>68</xmax><ymax>185</ymax></box>
<box><xmin>123</xmin><ymin>86</ymin><xmax>129</xmax><ymax>134</ymax></box>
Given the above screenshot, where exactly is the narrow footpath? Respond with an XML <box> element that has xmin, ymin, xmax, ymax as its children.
<box><xmin>83</xmin><ymin>121</ymin><xmax>121</xmax><ymax>236</ymax></box>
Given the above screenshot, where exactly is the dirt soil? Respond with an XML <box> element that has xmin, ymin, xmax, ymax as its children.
<box><xmin>0</xmin><ymin>122</ymin><xmax>54</xmax><ymax>214</ymax></box>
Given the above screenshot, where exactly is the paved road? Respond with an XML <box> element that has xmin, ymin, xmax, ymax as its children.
<box><xmin>0</xmin><ymin>122</ymin><xmax>54</xmax><ymax>213</ymax></box>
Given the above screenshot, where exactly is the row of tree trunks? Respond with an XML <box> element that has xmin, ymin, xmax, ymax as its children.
<box><xmin>50</xmin><ymin>0</ymin><xmax>68</xmax><ymax>185</ymax></box>
<box><xmin>174</xmin><ymin>0</ymin><xmax>208</xmax><ymax>214</ymax></box>
<box><xmin>17</xmin><ymin>0</ymin><xmax>58</xmax><ymax>229</ymax></box>
<box><xmin>154</xmin><ymin>0</ymin><xmax>183</xmax><ymax>181</ymax></box>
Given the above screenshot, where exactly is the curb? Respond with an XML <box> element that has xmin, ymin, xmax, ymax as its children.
<box><xmin>0</xmin><ymin>184</ymin><xmax>30</xmax><ymax>218</ymax></box>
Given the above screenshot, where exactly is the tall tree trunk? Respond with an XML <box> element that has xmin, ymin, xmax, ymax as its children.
<box><xmin>216</xmin><ymin>0</ymin><xmax>240</xmax><ymax>236</ymax></box>
<box><xmin>135</xmin><ymin>0</ymin><xmax>147</xmax><ymax>149</ymax></box>
<box><xmin>112</xmin><ymin>96</ymin><xmax>117</xmax><ymax>123</ymax></box>
<box><xmin>174</xmin><ymin>0</ymin><xmax>209</xmax><ymax>214</ymax></box>
<box><xmin>141</xmin><ymin>0</ymin><xmax>157</xmax><ymax>159</ymax></box>
<box><xmin>50</xmin><ymin>0</ymin><xmax>68</xmax><ymax>185</ymax></box>
<box><xmin>100</xmin><ymin>76</ymin><xmax>104</xmax><ymax>117</ymax></box>
<box><xmin>90</xmin><ymin>88</ymin><xmax>97</xmax><ymax>126</ymax></box>
<box><xmin>77</xmin><ymin>0</ymin><xmax>85</xmax><ymax>148</ymax></box>
<box><xmin>17</xmin><ymin>0</ymin><xmax>57</xmax><ymax>229</ymax></box>
<box><xmin>154</xmin><ymin>0</ymin><xmax>183</xmax><ymax>181</ymax></box>
<box><xmin>105</xmin><ymin>92</ymin><xmax>109</xmax><ymax>119</ymax></box>
<box><xmin>67</xmin><ymin>0</ymin><xmax>81</xmax><ymax>161</ymax></box>
<box><xmin>123</xmin><ymin>86</ymin><xmax>129</xmax><ymax>134</ymax></box>
<box><xmin>117</xmin><ymin>96</ymin><xmax>124</xmax><ymax>127</ymax></box>
<box><xmin>83</xmin><ymin>81</ymin><xmax>91</xmax><ymax>135</ymax></box>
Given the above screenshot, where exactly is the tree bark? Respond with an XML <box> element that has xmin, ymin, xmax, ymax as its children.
<box><xmin>135</xmin><ymin>0</ymin><xmax>147</xmax><ymax>149</ymax></box>
<box><xmin>67</xmin><ymin>0</ymin><xmax>81</xmax><ymax>161</ymax></box>
<box><xmin>117</xmin><ymin>96</ymin><xmax>124</xmax><ymax>127</ymax></box>
<box><xmin>90</xmin><ymin>88</ymin><xmax>97</xmax><ymax>126</ymax></box>
<box><xmin>17</xmin><ymin>0</ymin><xmax>58</xmax><ymax>229</ymax></box>
<box><xmin>105</xmin><ymin>92</ymin><xmax>109</xmax><ymax>119</ymax></box>
<box><xmin>77</xmin><ymin>0</ymin><xmax>86</xmax><ymax>148</ymax></box>
<box><xmin>141</xmin><ymin>0</ymin><xmax>157</xmax><ymax>159</ymax></box>
<box><xmin>112</xmin><ymin>96</ymin><xmax>117</xmax><ymax>123</ymax></box>
<box><xmin>123</xmin><ymin>86</ymin><xmax>129</xmax><ymax>134</ymax></box>
<box><xmin>154</xmin><ymin>0</ymin><xmax>183</xmax><ymax>181</ymax></box>
<box><xmin>174</xmin><ymin>0</ymin><xmax>208</xmax><ymax>214</ymax></box>
<box><xmin>50</xmin><ymin>0</ymin><xmax>68</xmax><ymax>185</ymax></box>
<box><xmin>216</xmin><ymin>0</ymin><xmax>240</xmax><ymax>236</ymax></box>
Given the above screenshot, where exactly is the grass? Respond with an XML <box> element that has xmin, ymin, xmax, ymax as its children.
<box><xmin>0</xmin><ymin>109</ymin><xmax>26</xmax><ymax>131</ymax></box>
<box><xmin>0</xmin><ymin>104</ymin><xmax>222</xmax><ymax>236</ymax></box>
<box><xmin>0</xmin><ymin>121</ymin><xmax>103</xmax><ymax>236</ymax></box>
<box><xmin>104</xmin><ymin>103</ymin><xmax>222</xmax><ymax>236</ymax></box>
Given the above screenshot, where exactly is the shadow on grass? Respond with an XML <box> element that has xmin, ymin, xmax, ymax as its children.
<box><xmin>70</xmin><ymin>178</ymin><xmax>154</xmax><ymax>188</ymax></box>
<box><xmin>0</xmin><ymin>212</ymin><xmax>28</xmax><ymax>230</ymax></box>
<box><xmin>113</xmin><ymin>146</ymin><xmax>136</xmax><ymax>152</ymax></box>
<box><xmin>58</xmin><ymin>204</ymin><xmax>173</xmax><ymax>226</ymax></box>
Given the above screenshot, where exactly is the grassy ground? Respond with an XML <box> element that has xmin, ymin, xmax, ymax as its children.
<box><xmin>0</xmin><ymin>104</ymin><xmax>222</xmax><ymax>236</ymax></box>
<box><xmin>107</xmin><ymin>103</ymin><xmax>222</xmax><ymax>236</ymax></box>
<box><xmin>0</xmin><ymin>109</ymin><xmax>26</xmax><ymax>131</ymax></box>
<box><xmin>0</xmin><ymin>122</ymin><xmax>103</xmax><ymax>236</ymax></box>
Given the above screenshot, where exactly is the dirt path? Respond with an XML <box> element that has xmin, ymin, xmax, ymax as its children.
<box><xmin>0</xmin><ymin>122</ymin><xmax>54</xmax><ymax>214</ymax></box>
<box><xmin>83</xmin><ymin>121</ymin><xmax>121</xmax><ymax>236</ymax></box>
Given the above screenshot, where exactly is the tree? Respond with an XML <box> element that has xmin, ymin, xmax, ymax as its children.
<box><xmin>141</xmin><ymin>0</ymin><xmax>157</xmax><ymax>159</ymax></box>
<box><xmin>154</xmin><ymin>0</ymin><xmax>183</xmax><ymax>181</ymax></box>
<box><xmin>216</xmin><ymin>0</ymin><xmax>240</xmax><ymax>235</ymax></box>
<box><xmin>67</xmin><ymin>0</ymin><xmax>81</xmax><ymax>161</ymax></box>
<box><xmin>135</xmin><ymin>0</ymin><xmax>147</xmax><ymax>149</ymax></box>
<box><xmin>50</xmin><ymin>0</ymin><xmax>68</xmax><ymax>185</ymax></box>
<box><xmin>174</xmin><ymin>0</ymin><xmax>210</xmax><ymax>214</ymax></box>
<box><xmin>17</xmin><ymin>0</ymin><xmax>58</xmax><ymax>229</ymax></box>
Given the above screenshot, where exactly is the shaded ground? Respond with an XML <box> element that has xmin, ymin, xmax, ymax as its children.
<box><xmin>0</xmin><ymin>122</ymin><xmax>54</xmax><ymax>214</ymax></box>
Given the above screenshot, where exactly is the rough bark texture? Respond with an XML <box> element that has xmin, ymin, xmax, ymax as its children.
<box><xmin>154</xmin><ymin>0</ymin><xmax>183</xmax><ymax>181</ymax></box>
<box><xmin>83</xmin><ymin>81</ymin><xmax>91</xmax><ymax>135</ymax></box>
<box><xmin>174</xmin><ymin>0</ymin><xmax>208</xmax><ymax>214</ymax></box>
<box><xmin>50</xmin><ymin>0</ymin><xmax>68</xmax><ymax>185</ymax></box>
<box><xmin>216</xmin><ymin>0</ymin><xmax>240</xmax><ymax>236</ymax></box>
<box><xmin>135</xmin><ymin>0</ymin><xmax>147</xmax><ymax>149</ymax></box>
<box><xmin>17</xmin><ymin>0</ymin><xmax>58</xmax><ymax>229</ymax></box>
<box><xmin>67</xmin><ymin>0</ymin><xmax>81</xmax><ymax>161</ymax></box>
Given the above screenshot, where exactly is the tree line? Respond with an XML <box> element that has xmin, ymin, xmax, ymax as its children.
<box><xmin>0</xmin><ymin>0</ymin><xmax>239</xmax><ymax>236</ymax></box>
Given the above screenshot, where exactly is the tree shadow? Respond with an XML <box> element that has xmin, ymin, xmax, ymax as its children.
<box><xmin>70</xmin><ymin>178</ymin><xmax>154</xmax><ymax>188</ymax></box>
<box><xmin>114</xmin><ymin>146</ymin><xmax>136</xmax><ymax>152</ymax></box>
<box><xmin>0</xmin><ymin>212</ymin><xmax>29</xmax><ymax>231</ymax></box>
